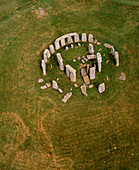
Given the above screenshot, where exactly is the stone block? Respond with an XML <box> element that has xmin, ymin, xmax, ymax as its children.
<box><xmin>81</xmin><ymin>33</ymin><xmax>87</xmax><ymax>42</ymax></box>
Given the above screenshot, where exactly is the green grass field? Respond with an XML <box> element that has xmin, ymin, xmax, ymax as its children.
<box><xmin>0</xmin><ymin>0</ymin><xmax>139</xmax><ymax>169</ymax></box>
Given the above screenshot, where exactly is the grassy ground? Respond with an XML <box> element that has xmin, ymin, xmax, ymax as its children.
<box><xmin>0</xmin><ymin>0</ymin><xmax>138</xmax><ymax>169</ymax></box>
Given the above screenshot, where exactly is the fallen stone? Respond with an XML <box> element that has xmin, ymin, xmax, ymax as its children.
<box><xmin>73</xmin><ymin>59</ymin><xmax>76</xmax><ymax>62</ymax></box>
<box><xmin>74</xmin><ymin>84</ymin><xmax>78</xmax><ymax>88</ymax></box>
<box><xmin>98</xmin><ymin>48</ymin><xmax>102</xmax><ymax>51</ymax></box>
<box><xmin>121</xmin><ymin>72</ymin><xmax>125</xmax><ymax>76</ymax></box>
<box><xmin>81</xmin><ymin>59</ymin><xmax>85</xmax><ymax>63</ymax></box>
<box><xmin>78</xmin><ymin>43</ymin><xmax>81</xmax><ymax>46</ymax></box>
<box><xmin>57</xmin><ymin>78</ymin><xmax>59</xmax><ymax>81</ymax></box>
<box><xmin>106</xmin><ymin>76</ymin><xmax>109</xmax><ymax>81</ymax></box>
<box><xmin>58</xmin><ymin>88</ymin><xmax>63</xmax><ymax>93</ymax></box>
<box><xmin>83</xmin><ymin>75</ymin><xmax>90</xmax><ymax>85</ymax></box>
<box><xmin>81</xmin><ymin>67</ymin><xmax>87</xmax><ymax>77</ymax></box>
<box><xmin>40</xmin><ymin>85</ymin><xmax>47</xmax><ymax>90</ymax></box>
<box><xmin>86</xmin><ymin>55</ymin><xmax>96</xmax><ymax>60</ymax></box>
<box><xmin>98</xmin><ymin>83</ymin><xmax>105</xmax><ymax>93</ymax></box>
<box><xmin>77</xmin><ymin>56</ymin><xmax>81</xmax><ymax>60</ymax></box>
<box><xmin>80</xmin><ymin>84</ymin><xmax>87</xmax><ymax>96</ymax></box>
<box><xmin>62</xmin><ymin>92</ymin><xmax>72</xmax><ymax>103</ymax></box>
<box><xmin>82</xmin><ymin>43</ymin><xmax>84</xmax><ymax>46</ymax></box>
<box><xmin>94</xmin><ymin>39</ymin><xmax>97</xmax><ymax>44</ymax></box>
<box><xmin>97</xmin><ymin>53</ymin><xmax>102</xmax><ymax>72</ymax></box>
<box><xmin>90</xmin><ymin>67</ymin><xmax>95</xmax><ymax>80</ymax></box>
<box><xmin>75</xmin><ymin>46</ymin><xmax>78</xmax><ymax>49</ymax></box>
<box><xmin>86</xmin><ymin>64</ymin><xmax>90</xmax><ymax>74</ymax></box>
<box><xmin>65</xmin><ymin>46</ymin><xmax>69</xmax><ymax>50</ymax></box>
<box><xmin>52</xmin><ymin>80</ymin><xmax>58</xmax><ymax>90</ymax></box>
<box><xmin>89</xmin><ymin>84</ymin><xmax>93</xmax><ymax>88</ymax></box>
<box><xmin>97</xmin><ymin>42</ymin><xmax>101</xmax><ymax>45</ymax></box>
<box><xmin>103</xmin><ymin>54</ymin><xmax>106</xmax><ymax>56</ymax></box>
<box><xmin>46</xmin><ymin>83</ymin><xmax>51</xmax><ymax>87</ymax></box>
<box><xmin>70</xmin><ymin>88</ymin><xmax>72</xmax><ymax>91</ymax></box>
<box><xmin>114</xmin><ymin>51</ymin><xmax>119</xmax><ymax>66</ymax></box>
<box><xmin>106</xmin><ymin>60</ymin><xmax>109</xmax><ymax>63</ymax></box>
<box><xmin>50</xmin><ymin>64</ymin><xmax>53</xmax><ymax>68</ymax></box>
<box><xmin>103</xmin><ymin>43</ymin><xmax>113</xmax><ymax>49</ymax></box>
<box><xmin>38</xmin><ymin>78</ymin><xmax>44</xmax><ymax>83</ymax></box>
<box><xmin>83</xmin><ymin>57</ymin><xmax>88</xmax><ymax>62</ymax></box>
<box><xmin>119</xmin><ymin>75</ymin><xmax>126</xmax><ymax>81</ymax></box>
<box><xmin>38</xmin><ymin>7</ymin><xmax>45</xmax><ymax>15</ymax></box>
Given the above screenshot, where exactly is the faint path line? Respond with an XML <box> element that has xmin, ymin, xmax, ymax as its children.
<box><xmin>37</xmin><ymin>96</ymin><xmax>58</xmax><ymax>168</ymax></box>
<box><xmin>0</xmin><ymin>2</ymin><xmax>37</xmax><ymax>23</ymax></box>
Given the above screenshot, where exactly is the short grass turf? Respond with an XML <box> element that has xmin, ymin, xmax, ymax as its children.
<box><xmin>0</xmin><ymin>0</ymin><xmax>139</xmax><ymax>169</ymax></box>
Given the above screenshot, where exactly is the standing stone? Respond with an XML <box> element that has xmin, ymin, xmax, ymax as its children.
<box><xmin>44</xmin><ymin>49</ymin><xmax>51</xmax><ymax>63</ymax></box>
<box><xmin>77</xmin><ymin>56</ymin><xmax>81</xmax><ymax>60</ymax></box>
<box><xmin>98</xmin><ymin>83</ymin><xmax>105</xmax><ymax>93</ymax></box>
<box><xmin>71</xmin><ymin>44</ymin><xmax>74</xmax><ymax>48</ymax></box>
<box><xmin>88</xmin><ymin>34</ymin><xmax>93</xmax><ymax>42</ymax></box>
<box><xmin>80</xmin><ymin>84</ymin><xmax>87</xmax><ymax>96</ymax></box>
<box><xmin>97</xmin><ymin>53</ymin><xmax>102</xmax><ymax>72</ymax></box>
<box><xmin>111</xmin><ymin>47</ymin><xmax>115</xmax><ymax>56</ymax></box>
<box><xmin>56</xmin><ymin>53</ymin><xmax>64</xmax><ymax>71</ymax></box>
<box><xmin>54</xmin><ymin>40</ymin><xmax>60</xmax><ymax>50</ymax></box>
<box><xmin>49</xmin><ymin>44</ymin><xmax>55</xmax><ymax>54</ymax></box>
<box><xmin>65</xmin><ymin>46</ymin><xmax>69</xmax><ymax>50</ymax></box>
<box><xmin>90</xmin><ymin>67</ymin><xmax>95</xmax><ymax>80</ymax></box>
<box><xmin>74</xmin><ymin>33</ymin><xmax>80</xmax><ymax>42</ymax></box>
<box><xmin>44</xmin><ymin>49</ymin><xmax>51</xmax><ymax>58</ymax></box>
<box><xmin>41</xmin><ymin>60</ymin><xmax>46</xmax><ymax>76</ymax></box>
<box><xmin>60</xmin><ymin>37</ymin><xmax>66</xmax><ymax>47</ymax></box>
<box><xmin>81</xmin><ymin>33</ymin><xmax>87</xmax><ymax>42</ymax></box>
<box><xmin>114</xmin><ymin>52</ymin><xmax>119</xmax><ymax>66</ymax></box>
<box><xmin>66</xmin><ymin>65</ymin><xmax>76</xmax><ymax>82</ymax></box>
<box><xmin>88</xmin><ymin>44</ymin><xmax>94</xmax><ymax>54</ymax></box>
<box><xmin>78</xmin><ymin>43</ymin><xmax>81</xmax><ymax>46</ymax></box>
<box><xmin>52</xmin><ymin>80</ymin><xmax>58</xmax><ymax>90</ymax></box>
<box><xmin>67</xmin><ymin>35</ymin><xmax>73</xmax><ymax>44</ymax></box>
